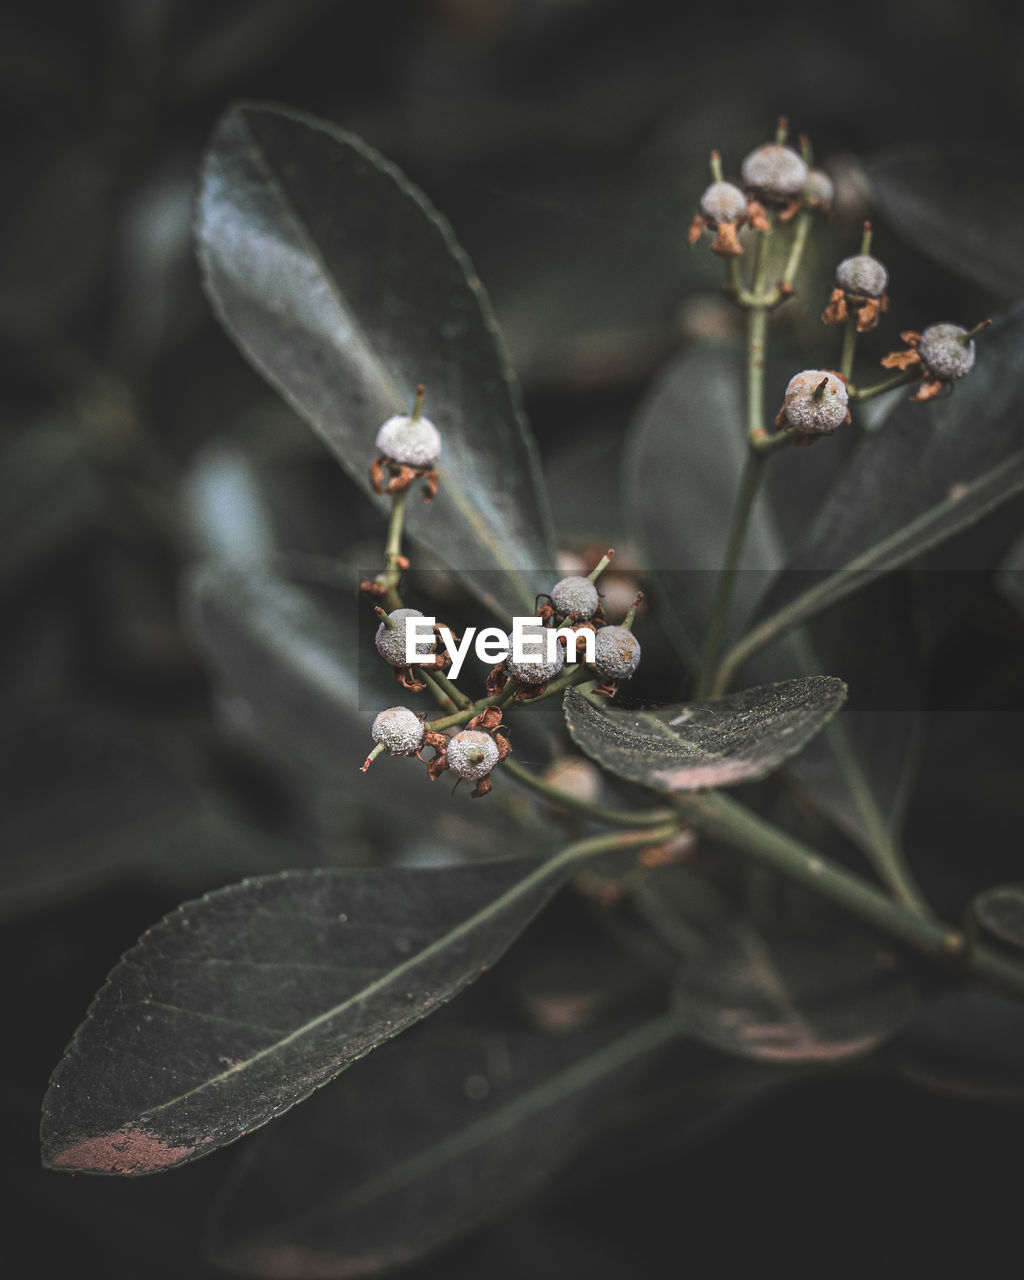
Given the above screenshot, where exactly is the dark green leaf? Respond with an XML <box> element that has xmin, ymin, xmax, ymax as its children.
<box><xmin>0</xmin><ymin>706</ymin><xmax>284</xmax><ymax>921</ymax></box>
<box><xmin>748</xmin><ymin>303</ymin><xmax>1024</xmax><ymax>647</ymax></box>
<box><xmin>208</xmin><ymin>1010</ymin><xmax>681</xmax><ymax>1276</ymax></box>
<box><xmin>973</xmin><ymin>884</ymin><xmax>1024</xmax><ymax>950</ymax></box>
<box><xmin>41</xmin><ymin>859</ymin><xmax>566</xmax><ymax>1175</ymax></box>
<box><xmin>562</xmin><ymin>678</ymin><xmax>846</xmax><ymax>792</ymax></box>
<box><xmin>623</xmin><ymin>342</ymin><xmax>783</xmax><ymax>666</ymax></box>
<box><xmin>675</xmin><ymin>921</ymin><xmax>913</xmax><ymax>1064</ymax></box>
<box><xmin>196</xmin><ymin>102</ymin><xmax>556</xmax><ymax>619</ymax></box>
<box><xmin>868</xmin><ymin>145</ymin><xmax>1024</xmax><ymax>298</ymax></box>
<box><xmin>890</xmin><ymin>990</ymin><xmax>1024</xmax><ymax>1103</ymax></box>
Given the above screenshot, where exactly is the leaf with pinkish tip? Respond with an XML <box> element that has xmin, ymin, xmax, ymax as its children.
<box><xmin>41</xmin><ymin>859</ymin><xmax>567</xmax><ymax>1176</ymax></box>
<box><xmin>562</xmin><ymin>677</ymin><xmax>847</xmax><ymax>794</ymax></box>
<box><xmin>674</xmin><ymin>920</ymin><xmax>914</xmax><ymax>1064</ymax></box>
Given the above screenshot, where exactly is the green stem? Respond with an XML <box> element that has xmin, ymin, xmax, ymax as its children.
<box><xmin>420</xmin><ymin>667</ymin><xmax>460</xmax><ymax>714</ymax></box>
<box><xmin>501</xmin><ymin>756</ymin><xmax>677</xmax><ymax>829</ymax></box>
<box><xmin>375</xmin><ymin>488</ymin><xmax>409</xmax><ymax>610</ymax></box>
<box><xmin>822</xmin><ymin>717</ymin><xmax>930</xmax><ymax>916</ymax></box>
<box><xmin>779</xmin><ymin>210</ymin><xmax>813</xmax><ymax>295</ymax></box>
<box><xmin>839</xmin><ymin>315</ymin><xmax>858</xmax><ymax>382</ymax></box>
<box><xmin>695</xmin><ymin>450</ymin><xmax>765</xmax><ymax>698</ymax></box>
<box><xmin>682</xmin><ymin>791</ymin><xmax>1024</xmax><ymax>998</ymax></box>
<box><xmin>850</xmin><ymin>368</ymin><xmax>918</xmax><ymax>401</ymax></box>
<box><xmin>427</xmin><ymin>667</ymin><xmax>471</xmax><ymax>710</ymax></box>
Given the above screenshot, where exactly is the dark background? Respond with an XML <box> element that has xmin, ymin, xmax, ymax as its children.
<box><xmin>3</xmin><ymin>1</ymin><xmax>1024</xmax><ymax>1276</ymax></box>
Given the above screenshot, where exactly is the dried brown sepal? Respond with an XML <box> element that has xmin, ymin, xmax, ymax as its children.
<box><xmin>822</xmin><ymin>287</ymin><xmax>847</xmax><ymax>327</ymax></box>
<box><xmin>467</xmin><ymin>706</ymin><xmax>504</xmax><ymax>733</ymax></box>
<box><xmin>513</xmin><ymin>680</ymin><xmax>548</xmax><ymax>702</ymax></box>
<box><xmin>881</xmin><ymin>350</ymin><xmax>922</xmax><ymax>372</ymax></box>
<box><xmin>423</xmin><ymin>731</ymin><xmax>449</xmax><ymax>780</ymax></box>
<box><xmin>370</xmin><ymin>456</ymin><xmax>439</xmax><ymax>503</ymax></box>
<box><xmin>774</xmin><ymin>403</ymin><xmax>789</xmax><ymax>431</ymax></box>
<box><xmin>637</xmin><ymin>828</ymin><xmax>696</xmax><ymax>869</ymax></box>
<box><xmin>745</xmin><ymin>199</ymin><xmax>771</xmax><ymax>233</ymax></box>
<box><xmin>776</xmin><ymin>196</ymin><xmax>803</xmax><ymax>224</ymax></box>
<box><xmin>853</xmin><ymin>293</ymin><xmax>888</xmax><ymax>333</ymax></box>
<box><xmin>710</xmin><ymin>222</ymin><xmax>742</xmax><ymax>257</ymax></box>
<box><xmin>485</xmin><ymin>663</ymin><xmax>508</xmax><ymax>697</ymax></box>
<box><xmin>593</xmin><ymin>678</ymin><xmax>619</xmax><ymax>699</ymax></box>
<box><xmin>395</xmin><ymin>666</ymin><xmax>427</xmax><ymax>694</ymax></box>
<box><xmin>910</xmin><ymin>377</ymin><xmax>945</xmax><ymax>403</ymax></box>
<box><xmin>687</xmin><ymin>214</ymin><xmax>706</xmax><ymax>247</ymax></box>
<box><xmin>359</xmin><ymin>577</ymin><xmax>389</xmax><ymax>599</ymax></box>
<box><xmin>469</xmin><ymin>733</ymin><xmax>510</xmax><ymax>798</ymax></box>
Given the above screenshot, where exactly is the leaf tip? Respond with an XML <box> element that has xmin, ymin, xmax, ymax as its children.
<box><xmin>43</xmin><ymin>1127</ymin><xmax>198</xmax><ymax>1176</ymax></box>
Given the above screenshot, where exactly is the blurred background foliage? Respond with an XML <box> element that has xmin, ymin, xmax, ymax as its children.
<box><xmin>4</xmin><ymin>0</ymin><xmax>1024</xmax><ymax>1275</ymax></box>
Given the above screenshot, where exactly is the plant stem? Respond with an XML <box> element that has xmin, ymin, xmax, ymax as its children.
<box><xmin>839</xmin><ymin>315</ymin><xmax>858</xmax><ymax>382</ymax></box>
<box><xmin>501</xmin><ymin>755</ymin><xmax>678</xmax><ymax>829</ymax></box>
<box><xmin>420</xmin><ymin>667</ymin><xmax>460</xmax><ymax>713</ymax></box>
<box><xmin>822</xmin><ymin>716</ymin><xmax>931</xmax><ymax>916</ymax></box>
<box><xmin>375</xmin><ymin>488</ymin><xmax>409</xmax><ymax>610</ymax></box>
<box><xmin>681</xmin><ymin>790</ymin><xmax>1024</xmax><ymax>998</ymax></box>
<box><xmin>779</xmin><ymin>210</ymin><xmax>813</xmax><ymax>295</ymax></box>
<box><xmin>695</xmin><ymin>449</ymin><xmax>764</xmax><ymax>698</ymax></box>
<box><xmin>850</xmin><ymin>369</ymin><xmax>918</xmax><ymax>401</ymax></box>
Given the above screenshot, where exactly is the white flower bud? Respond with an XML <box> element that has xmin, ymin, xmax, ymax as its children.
<box><xmin>505</xmin><ymin>623</ymin><xmax>564</xmax><ymax>685</ymax></box>
<box><xmin>804</xmin><ymin>168</ymin><xmax>834</xmax><ymax>205</ymax></box>
<box><xmin>446</xmin><ymin>730</ymin><xmax>500</xmax><ymax>781</ymax></box>
<box><xmin>918</xmin><ymin>323</ymin><xmax>976</xmax><ymax>381</ymax></box>
<box><xmin>783</xmin><ymin>371</ymin><xmax>848</xmax><ymax>434</ymax></box>
<box><xmin>699</xmin><ymin>181</ymin><xmax>747</xmax><ymax>225</ymax></box>
<box><xmin>375</xmin><ymin>608</ymin><xmax>432</xmax><ymax>666</ymax></box>
<box><xmin>593</xmin><ymin>626</ymin><xmax>641</xmax><ymax>680</ymax></box>
<box><xmin>550</xmin><ymin>575</ymin><xmax>599</xmax><ymax>620</ymax></box>
<box><xmin>371</xmin><ymin>706</ymin><xmax>424</xmax><ymax>755</ymax></box>
<box><xmin>741</xmin><ymin>144</ymin><xmax>808</xmax><ymax>198</ymax></box>
<box><xmin>836</xmin><ymin>254</ymin><xmax>888</xmax><ymax>298</ymax></box>
<box><xmin>375</xmin><ymin>414</ymin><xmax>442</xmax><ymax>467</ymax></box>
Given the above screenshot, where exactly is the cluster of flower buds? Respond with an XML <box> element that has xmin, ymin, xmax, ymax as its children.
<box><xmin>688</xmin><ymin>123</ymin><xmax>832</xmax><ymax>259</ymax></box>
<box><xmin>362</xmin><ymin>470</ymin><xmax>644</xmax><ymax>794</ymax></box>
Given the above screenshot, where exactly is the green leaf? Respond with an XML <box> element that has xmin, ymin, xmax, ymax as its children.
<box><xmin>196</xmin><ymin>101</ymin><xmax>557</xmax><ymax>619</ymax></box>
<box><xmin>207</xmin><ymin>1009</ymin><xmax>681</xmax><ymax>1276</ymax></box>
<box><xmin>973</xmin><ymin>884</ymin><xmax>1024</xmax><ymax>950</ymax></box>
<box><xmin>891</xmin><ymin>990</ymin><xmax>1024</xmax><ymax>1103</ymax></box>
<box><xmin>0</xmin><ymin>705</ymin><xmax>285</xmax><ymax>921</ymax></box>
<box><xmin>674</xmin><ymin>920</ymin><xmax>913</xmax><ymax>1064</ymax></box>
<box><xmin>41</xmin><ymin>858</ymin><xmax>568</xmax><ymax>1175</ymax></box>
<box><xmin>623</xmin><ymin>342</ymin><xmax>782</xmax><ymax>666</ymax></box>
<box><xmin>562</xmin><ymin>677</ymin><xmax>847</xmax><ymax>793</ymax></box>
<box><xmin>868</xmin><ymin>145</ymin><xmax>1024</xmax><ymax>298</ymax></box>
<box><xmin>743</xmin><ymin>303</ymin><xmax>1024</xmax><ymax>655</ymax></box>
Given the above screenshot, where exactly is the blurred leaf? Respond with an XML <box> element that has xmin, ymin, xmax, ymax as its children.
<box><xmin>0</xmin><ymin>426</ymin><xmax>105</xmax><ymax>590</ymax></box>
<box><xmin>973</xmin><ymin>884</ymin><xmax>1024</xmax><ymax>950</ymax></box>
<box><xmin>996</xmin><ymin>529</ymin><xmax>1024</xmax><ymax>618</ymax></box>
<box><xmin>747</xmin><ymin>303</ymin><xmax>1024</xmax><ymax>650</ymax></box>
<box><xmin>890</xmin><ymin>989</ymin><xmax>1024</xmax><ymax>1103</ymax></box>
<box><xmin>196</xmin><ymin>102</ymin><xmax>557</xmax><ymax>619</ymax></box>
<box><xmin>208</xmin><ymin>1009</ymin><xmax>681</xmax><ymax>1277</ymax></box>
<box><xmin>0</xmin><ymin>705</ymin><xmax>284</xmax><ymax>921</ymax></box>
<box><xmin>41</xmin><ymin>857</ymin><xmax>567</xmax><ymax>1175</ymax></box>
<box><xmin>623</xmin><ymin>342</ymin><xmax>783</xmax><ymax>666</ymax></box>
<box><xmin>869</xmin><ymin>145</ymin><xmax>1024</xmax><ymax>298</ymax></box>
<box><xmin>675</xmin><ymin>921</ymin><xmax>913</xmax><ymax>1064</ymax></box>
<box><xmin>562</xmin><ymin>677</ymin><xmax>846</xmax><ymax>792</ymax></box>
